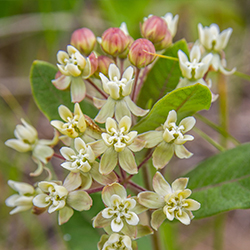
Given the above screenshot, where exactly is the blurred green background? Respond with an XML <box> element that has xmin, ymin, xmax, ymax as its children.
<box><xmin>1</xmin><ymin>0</ymin><xmax>250</xmax><ymax>249</ymax></box>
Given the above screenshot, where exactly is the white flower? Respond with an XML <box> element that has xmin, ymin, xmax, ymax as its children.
<box><xmin>178</xmin><ymin>45</ymin><xmax>212</xmax><ymax>80</ymax></box>
<box><xmin>138</xmin><ymin>110</ymin><xmax>195</xmax><ymax>169</ymax></box>
<box><xmin>94</xmin><ymin>64</ymin><xmax>148</xmax><ymax>123</ymax></box>
<box><xmin>5</xmin><ymin>180</ymin><xmax>35</xmax><ymax>214</ymax></box>
<box><xmin>162</xmin><ymin>13</ymin><xmax>179</xmax><ymax>38</ymax></box>
<box><xmin>100</xmin><ymin>233</ymin><xmax>133</xmax><ymax>250</ymax></box>
<box><xmin>198</xmin><ymin>23</ymin><xmax>236</xmax><ymax>75</ymax></box>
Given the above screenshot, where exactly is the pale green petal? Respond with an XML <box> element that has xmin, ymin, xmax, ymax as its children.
<box><xmin>138</xmin><ymin>191</ymin><xmax>165</xmax><ymax>209</ymax></box>
<box><xmin>124</xmin><ymin>96</ymin><xmax>149</xmax><ymax>117</ymax></box>
<box><xmin>128</xmin><ymin>138</ymin><xmax>145</xmax><ymax>152</ymax></box>
<box><xmin>179</xmin><ymin>117</ymin><xmax>196</xmax><ymax>133</ymax></box>
<box><xmin>131</xmin><ymin>197</ymin><xmax>148</xmax><ymax>214</ymax></box>
<box><xmin>122</xmin><ymin>79</ymin><xmax>133</xmax><ymax>96</ymax></box>
<box><xmin>14</xmin><ymin>196</ymin><xmax>33</xmax><ymax>206</ymax></box>
<box><xmin>63</xmin><ymin>172</ymin><xmax>82</xmax><ymax>191</ymax></box>
<box><xmin>119</xmin><ymin>115</ymin><xmax>131</xmax><ymax>133</ymax></box>
<box><xmin>70</xmin><ymin>76</ymin><xmax>86</xmax><ymax>103</ymax></box>
<box><xmin>58</xmin><ymin>206</ymin><xmax>74</xmax><ymax>225</ymax></box>
<box><xmin>50</xmin><ymin>120</ymin><xmax>64</xmax><ymax>132</ymax></box>
<box><xmin>137</xmin><ymin>131</ymin><xmax>163</xmax><ymax>148</ymax></box>
<box><xmin>67</xmin><ymin>190</ymin><xmax>92</xmax><ymax>211</ymax></box>
<box><xmin>151</xmin><ymin>209</ymin><xmax>166</xmax><ymax>230</ymax></box>
<box><xmin>80</xmin><ymin>173</ymin><xmax>92</xmax><ymax>190</ymax></box>
<box><xmin>93</xmin><ymin>97</ymin><xmax>107</xmax><ymax>109</ymax></box>
<box><xmin>93</xmin><ymin>211</ymin><xmax>111</xmax><ymax>228</ymax></box>
<box><xmin>109</xmin><ymin>63</ymin><xmax>121</xmax><ymax>81</ymax></box>
<box><xmin>5</xmin><ymin>139</ymin><xmax>31</xmax><ymax>152</ymax></box>
<box><xmin>115</xmin><ymin>100</ymin><xmax>131</xmax><ymax>122</ymax></box>
<box><xmin>5</xmin><ymin>194</ymin><xmax>20</xmax><ymax>207</ymax></box>
<box><xmin>74</xmin><ymin>137</ymin><xmax>87</xmax><ymax>152</ymax></box>
<box><xmin>174</xmin><ymin>134</ymin><xmax>194</xmax><ymax>145</ymax></box>
<box><xmin>48</xmin><ymin>200</ymin><xmax>66</xmax><ymax>213</ymax></box>
<box><xmin>9</xmin><ymin>205</ymin><xmax>33</xmax><ymax>215</ymax></box>
<box><xmin>97</xmin><ymin>234</ymin><xmax>109</xmax><ymax>250</ymax></box>
<box><xmin>174</xmin><ymin>144</ymin><xmax>193</xmax><ymax>159</ymax></box>
<box><xmin>162</xmin><ymin>129</ymin><xmax>175</xmax><ymax>143</ymax></box>
<box><xmin>153</xmin><ymin>172</ymin><xmax>171</xmax><ymax>196</ymax></box>
<box><xmin>102</xmin><ymin>183</ymin><xmax>127</xmax><ymax>206</ymax></box>
<box><xmin>184</xmin><ymin>199</ymin><xmax>201</xmax><ymax>211</ymax></box>
<box><xmin>52</xmin><ymin>75</ymin><xmax>71</xmax><ymax>90</ymax></box>
<box><xmin>33</xmin><ymin>194</ymin><xmax>50</xmax><ymax>208</ymax></box>
<box><xmin>106</xmin><ymin>117</ymin><xmax>118</xmax><ymax>133</ymax></box>
<box><xmin>119</xmin><ymin>148</ymin><xmax>138</xmax><ymax>175</ymax></box>
<box><xmin>136</xmin><ymin>224</ymin><xmax>153</xmax><ymax>239</ymax></box>
<box><xmin>175</xmin><ymin>210</ymin><xmax>191</xmax><ymax>225</ymax></box>
<box><xmin>100</xmin><ymin>147</ymin><xmax>117</xmax><ymax>175</ymax></box>
<box><xmin>88</xmin><ymin>139</ymin><xmax>107</xmax><ymax>157</ymax></box>
<box><xmin>8</xmin><ymin>180</ymin><xmax>34</xmax><ymax>195</ymax></box>
<box><xmin>99</xmin><ymin>73</ymin><xmax>110</xmax><ymax>94</ymax></box>
<box><xmin>153</xmin><ymin>142</ymin><xmax>174</xmax><ymax>169</ymax></box>
<box><xmin>164</xmin><ymin>110</ymin><xmax>177</xmax><ymax>128</ymax></box>
<box><xmin>121</xmin><ymin>222</ymin><xmax>137</xmax><ymax>238</ymax></box>
<box><xmin>108</xmin><ymin>82</ymin><xmax>120</xmax><ymax>99</ymax></box>
<box><xmin>122</xmin><ymin>66</ymin><xmax>133</xmax><ymax>81</ymax></box>
<box><xmin>171</xmin><ymin>178</ymin><xmax>189</xmax><ymax>192</ymax></box>
<box><xmin>94</xmin><ymin>97</ymin><xmax>115</xmax><ymax>123</ymax></box>
<box><xmin>60</xmin><ymin>147</ymin><xmax>76</xmax><ymax>161</ymax></box>
<box><xmin>33</xmin><ymin>144</ymin><xmax>54</xmax><ymax>164</ymax></box>
<box><xmin>58</xmin><ymin>105</ymin><xmax>72</xmax><ymax>122</ymax></box>
<box><xmin>178</xmin><ymin>189</ymin><xmax>192</xmax><ymax>199</ymax></box>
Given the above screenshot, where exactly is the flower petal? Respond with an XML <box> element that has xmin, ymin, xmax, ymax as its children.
<box><xmin>171</xmin><ymin>178</ymin><xmax>189</xmax><ymax>192</ymax></box>
<box><xmin>164</xmin><ymin>110</ymin><xmax>177</xmax><ymax>128</ymax></box>
<box><xmin>58</xmin><ymin>206</ymin><xmax>74</xmax><ymax>225</ymax></box>
<box><xmin>33</xmin><ymin>144</ymin><xmax>54</xmax><ymax>164</ymax></box>
<box><xmin>70</xmin><ymin>76</ymin><xmax>86</xmax><ymax>103</ymax></box>
<box><xmin>174</xmin><ymin>145</ymin><xmax>193</xmax><ymax>159</ymax></box>
<box><xmin>94</xmin><ymin>97</ymin><xmax>115</xmax><ymax>123</ymax></box>
<box><xmin>115</xmin><ymin>100</ymin><xmax>131</xmax><ymax>122</ymax></box>
<box><xmin>67</xmin><ymin>190</ymin><xmax>92</xmax><ymax>211</ymax></box>
<box><xmin>179</xmin><ymin>117</ymin><xmax>196</xmax><ymax>133</ymax></box>
<box><xmin>119</xmin><ymin>115</ymin><xmax>132</xmax><ymax>133</ymax></box>
<box><xmin>33</xmin><ymin>194</ymin><xmax>50</xmax><ymax>208</ymax></box>
<box><xmin>151</xmin><ymin>209</ymin><xmax>166</xmax><ymax>230</ymax></box>
<box><xmin>60</xmin><ymin>147</ymin><xmax>76</xmax><ymax>161</ymax></box>
<box><xmin>153</xmin><ymin>172</ymin><xmax>172</xmax><ymax>196</ymax></box>
<box><xmin>175</xmin><ymin>210</ymin><xmax>191</xmax><ymax>225</ymax></box>
<box><xmin>93</xmin><ymin>211</ymin><xmax>111</xmax><ymax>228</ymax></box>
<box><xmin>138</xmin><ymin>191</ymin><xmax>165</xmax><ymax>209</ymax></box>
<box><xmin>108</xmin><ymin>64</ymin><xmax>121</xmax><ymax>81</ymax></box>
<box><xmin>93</xmin><ymin>97</ymin><xmax>107</xmax><ymax>109</ymax></box>
<box><xmin>128</xmin><ymin>137</ymin><xmax>145</xmax><ymax>152</ymax></box>
<box><xmin>5</xmin><ymin>139</ymin><xmax>31</xmax><ymax>152</ymax></box>
<box><xmin>52</xmin><ymin>75</ymin><xmax>71</xmax><ymax>90</ymax></box>
<box><xmin>137</xmin><ymin>131</ymin><xmax>163</xmax><ymax>148</ymax></box>
<box><xmin>58</xmin><ymin>105</ymin><xmax>72</xmax><ymax>122</ymax></box>
<box><xmin>124</xmin><ymin>96</ymin><xmax>149</xmax><ymax>117</ymax></box>
<box><xmin>88</xmin><ymin>139</ymin><xmax>107</xmax><ymax>157</ymax></box>
<box><xmin>63</xmin><ymin>172</ymin><xmax>82</xmax><ymax>191</ymax></box>
<box><xmin>184</xmin><ymin>199</ymin><xmax>201</xmax><ymax>211</ymax></box>
<box><xmin>8</xmin><ymin>180</ymin><xmax>34</xmax><ymax>195</ymax></box>
<box><xmin>119</xmin><ymin>148</ymin><xmax>138</xmax><ymax>175</ymax></box>
<box><xmin>100</xmin><ymin>147</ymin><xmax>118</xmax><ymax>175</ymax></box>
<box><xmin>125</xmin><ymin>212</ymin><xmax>139</xmax><ymax>226</ymax></box>
<box><xmin>111</xmin><ymin>218</ymin><xmax>124</xmax><ymax>232</ymax></box>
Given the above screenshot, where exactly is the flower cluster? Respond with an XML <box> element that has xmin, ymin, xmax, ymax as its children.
<box><xmin>5</xmin><ymin>10</ymin><xmax>237</xmax><ymax>250</ymax></box>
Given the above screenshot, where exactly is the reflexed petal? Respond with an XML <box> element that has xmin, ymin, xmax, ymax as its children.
<box><xmin>128</xmin><ymin>137</ymin><xmax>145</xmax><ymax>152</ymax></box>
<box><xmin>94</xmin><ymin>97</ymin><xmax>115</xmax><ymax>123</ymax></box>
<box><xmin>164</xmin><ymin>110</ymin><xmax>177</xmax><ymax>128</ymax></box>
<box><xmin>5</xmin><ymin>139</ymin><xmax>31</xmax><ymax>152</ymax></box>
<box><xmin>90</xmin><ymin>162</ymin><xmax>118</xmax><ymax>185</ymax></box>
<box><xmin>9</xmin><ymin>205</ymin><xmax>33</xmax><ymax>215</ymax></box>
<box><xmin>122</xmin><ymin>66</ymin><xmax>133</xmax><ymax>82</ymax></box>
<box><xmin>102</xmin><ymin>183</ymin><xmax>127</xmax><ymax>206</ymax></box>
<box><xmin>137</xmin><ymin>131</ymin><xmax>163</xmax><ymax>148</ymax></box>
<box><xmin>67</xmin><ymin>190</ymin><xmax>92</xmax><ymax>211</ymax></box>
<box><xmin>93</xmin><ymin>97</ymin><xmax>107</xmax><ymax>109</ymax></box>
<box><xmin>93</xmin><ymin>211</ymin><xmax>111</xmax><ymax>228</ymax></box>
<box><xmin>136</xmin><ymin>224</ymin><xmax>153</xmax><ymax>239</ymax></box>
<box><xmin>175</xmin><ymin>134</ymin><xmax>194</xmax><ymax>145</ymax></box>
<box><xmin>52</xmin><ymin>75</ymin><xmax>71</xmax><ymax>90</ymax></box>
<box><xmin>33</xmin><ymin>194</ymin><xmax>50</xmax><ymax>208</ymax></box>
<box><xmin>115</xmin><ymin>100</ymin><xmax>131</xmax><ymax>122</ymax></box>
<box><xmin>124</xmin><ymin>96</ymin><xmax>149</xmax><ymax>117</ymax></box>
<box><xmin>219</xmin><ymin>65</ymin><xmax>236</xmax><ymax>76</ymax></box>
<box><xmin>70</xmin><ymin>76</ymin><xmax>86</xmax><ymax>103</ymax></box>
<box><xmin>60</xmin><ymin>147</ymin><xmax>76</xmax><ymax>161</ymax></box>
<box><xmin>58</xmin><ymin>206</ymin><xmax>74</xmax><ymax>225</ymax></box>
<box><xmin>108</xmin><ymin>82</ymin><xmax>120</xmax><ymax>99</ymax></box>
<box><xmin>152</xmin><ymin>142</ymin><xmax>174</xmax><ymax>169</ymax></box>
<box><xmin>63</xmin><ymin>172</ymin><xmax>82</xmax><ymax>191</ymax></box>
<box><xmin>99</xmin><ymin>73</ymin><xmax>110</xmax><ymax>94</ymax></box>
<box><xmin>178</xmin><ymin>50</ymin><xmax>191</xmax><ymax>79</ymax></box>
<box><xmin>125</xmin><ymin>212</ymin><xmax>139</xmax><ymax>226</ymax></box>
<box><xmin>171</xmin><ymin>178</ymin><xmax>189</xmax><ymax>192</ymax></box>
<box><xmin>190</xmin><ymin>45</ymin><xmax>201</xmax><ymax>62</ymax></box>
<box><xmin>151</xmin><ymin>209</ymin><xmax>166</xmax><ymax>230</ymax></box>
<box><xmin>8</xmin><ymin>180</ymin><xmax>34</xmax><ymax>195</ymax></box>
<box><xmin>119</xmin><ymin>116</ymin><xmax>131</xmax><ymax>133</ymax></box>
<box><xmin>153</xmin><ymin>172</ymin><xmax>171</xmax><ymax>196</ymax></box>
<box><xmin>33</xmin><ymin>144</ymin><xmax>54</xmax><ymax>164</ymax></box>
<box><xmin>122</xmin><ymin>79</ymin><xmax>133</xmax><ymax>96</ymax></box>
<box><xmin>58</xmin><ymin>105</ymin><xmax>72</xmax><ymax>122</ymax></box>
<box><xmin>50</xmin><ymin>120</ymin><xmax>64</xmax><ymax>131</ymax></box>
<box><xmin>61</xmin><ymin>162</ymin><xmax>76</xmax><ymax>172</ymax></box>
<box><xmin>48</xmin><ymin>200</ymin><xmax>66</xmax><ymax>213</ymax></box>
<box><xmin>108</xmin><ymin>64</ymin><xmax>121</xmax><ymax>81</ymax></box>
<box><xmin>174</xmin><ymin>145</ymin><xmax>193</xmax><ymax>159</ymax></box>
<box><xmin>179</xmin><ymin>116</ymin><xmax>196</xmax><ymax>133</ymax></box>
<box><xmin>111</xmin><ymin>218</ymin><xmax>124</xmax><ymax>232</ymax></box>
<box><xmin>175</xmin><ymin>210</ymin><xmax>191</xmax><ymax>225</ymax></box>
<box><xmin>14</xmin><ymin>196</ymin><xmax>33</xmax><ymax>206</ymax></box>
<box><xmin>100</xmin><ymin>147</ymin><xmax>117</xmax><ymax>175</ymax></box>
<box><xmin>119</xmin><ymin>148</ymin><xmax>138</xmax><ymax>174</ymax></box>
<box><xmin>184</xmin><ymin>199</ymin><xmax>201</xmax><ymax>211</ymax></box>
<box><xmin>138</xmin><ymin>191</ymin><xmax>165</xmax><ymax>209</ymax></box>
<box><xmin>5</xmin><ymin>194</ymin><xmax>20</xmax><ymax>207</ymax></box>
<box><xmin>215</xmin><ymin>28</ymin><xmax>232</xmax><ymax>51</ymax></box>
<box><xmin>88</xmin><ymin>139</ymin><xmax>107</xmax><ymax>157</ymax></box>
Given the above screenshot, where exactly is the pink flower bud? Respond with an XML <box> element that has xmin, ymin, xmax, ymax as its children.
<box><xmin>100</xmin><ymin>28</ymin><xmax>130</xmax><ymax>57</ymax></box>
<box><xmin>96</xmin><ymin>55</ymin><xmax>114</xmax><ymax>77</ymax></box>
<box><xmin>70</xmin><ymin>28</ymin><xmax>96</xmax><ymax>56</ymax></box>
<box><xmin>128</xmin><ymin>38</ymin><xmax>156</xmax><ymax>68</ymax></box>
<box><xmin>88</xmin><ymin>52</ymin><xmax>98</xmax><ymax>76</ymax></box>
<box><xmin>154</xmin><ymin>29</ymin><xmax>172</xmax><ymax>50</ymax></box>
<box><xmin>119</xmin><ymin>35</ymin><xmax>134</xmax><ymax>59</ymax></box>
<box><xmin>141</xmin><ymin>16</ymin><xmax>169</xmax><ymax>44</ymax></box>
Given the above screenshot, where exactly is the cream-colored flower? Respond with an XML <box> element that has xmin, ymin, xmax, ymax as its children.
<box><xmin>89</xmin><ymin>116</ymin><xmax>145</xmax><ymax>175</ymax></box>
<box><xmin>198</xmin><ymin>23</ymin><xmax>236</xmax><ymax>75</ymax></box>
<box><xmin>52</xmin><ymin>45</ymin><xmax>92</xmax><ymax>102</ymax></box>
<box><xmin>5</xmin><ymin>180</ymin><xmax>35</xmax><ymax>214</ymax></box>
<box><xmin>5</xmin><ymin>119</ymin><xmax>58</xmax><ymax>175</ymax></box>
<box><xmin>60</xmin><ymin>138</ymin><xmax>117</xmax><ymax>188</ymax></box>
<box><xmin>162</xmin><ymin>13</ymin><xmax>179</xmax><ymax>38</ymax></box>
<box><xmin>94</xmin><ymin>64</ymin><xmax>148</xmax><ymax>123</ymax></box>
<box><xmin>93</xmin><ymin>183</ymin><xmax>144</xmax><ymax>233</ymax></box>
<box><xmin>138</xmin><ymin>110</ymin><xmax>195</xmax><ymax>169</ymax></box>
<box><xmin>138</xmin><ymin>172</ymin><xmax>200</xmax><ymax>229</ymax></box>
<box><xmin>33</xmin><ymin>181</ymin><xmax>92</xmax><ymax>225</ymax></box>
<box><xmin>98</xmin><ymin>233</ymin><xmax>133</xmax><ymax>250</ymax></box>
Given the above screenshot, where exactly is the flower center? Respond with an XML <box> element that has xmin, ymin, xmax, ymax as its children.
<box><xmin>63</xmin><ymin>115</ymin><xmax>80</xmax><ymax>132</ymax></box>
<box><xmin>71</xmin><ymin>149</ymin><xmax>90</xmax><ymax>169</ymax></box>
<box><xmin>168</xmin><ymin>123</ymin><xmax>184</xmax><ymax>140</ymax></box>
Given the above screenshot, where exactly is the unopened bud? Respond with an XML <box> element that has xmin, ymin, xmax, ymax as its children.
<box><xmin>96</xmin><ymin>55</ymin><xmax>115</xmax><ymax>77</ymax></box>
<box><xmin>100</xmin><ymin>28</ymin><xmax>130</xmax><ymax>57</ymax></box>
<box><xmin>88</xmin><ymin>52</ymin><xmax>98</xmax><ymax>76</ymax></box>
<box><xmin>141</xmin><ymin>16</ymin><xmax>168</xmax><ymax>44</ymax></box>
<box><xmin>154</xmin><ymin>29</ymin><xmax>172</xmax><ymax>50</ymax></box>
<box><xmin>128</xmin><ymin>38</ymin><xmax>156</xmax><ymax>68</ymax></box>
<box><xmin>70</xmin><ymin>28</ymin><xmax>96</xmax><ymax>56</ymax></box>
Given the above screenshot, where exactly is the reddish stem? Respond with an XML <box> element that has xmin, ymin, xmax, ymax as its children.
<box><xmin>86</xmin><ymin>79</ymin><xmax>108</xmax><ymax>99</ymax></box>
<box><xmin>128</xmin><ymin>181</ymin><xmax>146</xmax><ymax>192</ymax></box>
<box><xmin>53</xmin><ymin>153</ymin><xmax>64</xmax><ymax>160</ymax></box>
<box><xmin>131</xmin><ymin>68</ymin><xmax>141</xmax><ymax>102</ymax></box>
<box><xmin>86</xmin><ymin>186</ymin><xmax>104</xmax><ymax>194</ymax></box>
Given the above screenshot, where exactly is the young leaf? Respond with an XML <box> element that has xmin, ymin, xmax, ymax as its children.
<box><xmin>136</xmin><ymin>39</ymin><xmax>189</xmax><ymax>109</ymax></box>
<box><xmin>30</xmin><ymin>60</ymin><xmax>98</xmax><ymax>120</ymax></box>
<box><xmin>186</xmin><ymin>143</ymin><xmax>250</xmax><ymax>219</ymax></box>
<box><xmin>133</xmin><ymin>83</ymin><xmax>211</xmax><ymax>133</ymax></box>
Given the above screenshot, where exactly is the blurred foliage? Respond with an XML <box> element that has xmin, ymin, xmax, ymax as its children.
<box><xmin>1</xmin><ymin>0</ymin><xmax>250</xmax><ymax>249</ymax></box>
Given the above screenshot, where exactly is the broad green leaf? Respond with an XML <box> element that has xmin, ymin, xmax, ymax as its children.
<box><xmin>136</xmin><ymin>39</ymin><xmax>189</xmax><ymax>109</ymax></box>
<box><xmin>186</xmin><ymin>143</ymin><xmax>250</xmax><ymax>219</ymax></box>
<box><xmin>30</xmin><ymin>60</ymin><xmax>98</xmax><ymax>120</ymax></box>
<box><xmin>61</xmin><ymin>193</ymin><xmax>104</xmax><ymax>250</ymax></box>
<box><xmin>133</xmin><ymin>83</ymin><xmax>211</xmax><ymax>133</ymax></box>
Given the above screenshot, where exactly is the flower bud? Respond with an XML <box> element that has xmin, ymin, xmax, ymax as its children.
<box><xmin>96</xmin><ymin>55</ymin><xmax>115</xmax><ymax>77</ymax></box>
<box><xmin>70</xmin><ymin>28</ymin><xmax>96</xmax><ymax>56</ymax></box>
<box><xmin>128</xmin><ymin>38</ymin><xmax>156</xmax><ymax>68</ymax></box>
<box><xmin>141</xmin><ymin>15</ymin><xmax>169</xmax><ymax>44</ymax></box>
<box><xmin>100</xmin><ymin>28</ymin><xmax>130</xmax><ymax>57</ymax></box>
<box><xmin>88</xmin><ymin>52</ymin><xmax>98</xmax><ymax>76</ymax></box>
<box><xmin>154</xmin><ymin>29</ymin><xmax>172</xmax><ymax>50</ymax></box>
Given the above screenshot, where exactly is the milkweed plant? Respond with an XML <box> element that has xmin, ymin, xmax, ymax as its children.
<box><xmin>6</xmin><ymin>12</ymin><xmax>247</xmax><ymax>250</ymax></box>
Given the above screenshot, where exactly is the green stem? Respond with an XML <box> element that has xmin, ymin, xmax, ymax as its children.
<box><xmin>234</xmin><ymin>70</ymin><xmax>250</xmax><ymax>81</ymax></box>
<box><xmin>193</xmin><ymin>127</ymin><xmax>225</xmax><ymax>152</ymax></box>
<box><xmin>194</xmin><ymin>113</ymin><xmax>240</xmax><ymax>146</ymax></box>
<box><xmin>214</xmin><ymin>214</ymin><xmax>226</xmax><ymax>250</ymax></box>
<box><xmin>151</xmin><ymin>229</ymin><xmax>162</xmax><ymax>250</ymax></box>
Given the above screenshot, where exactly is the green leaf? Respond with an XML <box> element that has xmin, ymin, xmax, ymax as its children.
<box><xmin>30</xmin><ymin>60</ymin><xmax>98</xmax><ymax>120</ymax></box>
<box><xmin>186</xmin><ymin>143</ymin><xmax>250</xmax><ymax>219</ymax></box>
<box><xmin>136</xmin><ymin>39</ymin><xmax>189</xmax><ymax>109</ymax></box>
<box><xmin>133</xmin><ymin>83</ymin><xmax>211</xmax><ymax>133</ymax></box>
<box><xmin>61</xmin><ymin>193</ymin><xmax>104</xmax><ymax>250</ymax></box>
